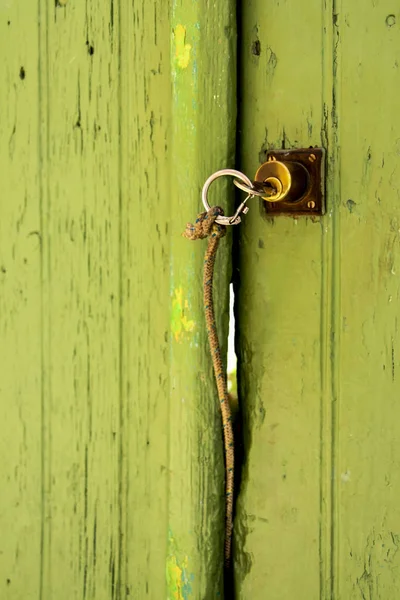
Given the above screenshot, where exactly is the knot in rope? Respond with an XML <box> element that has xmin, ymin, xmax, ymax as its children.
<box><xmin>182</xmin><ymin>202</ymin><xmax>234</xmax><ymax>569</ymax></box>
<box><xmin>183</xmin><ymin>206</ymin><xmax>226</xmax><ymax>241</ymax></box>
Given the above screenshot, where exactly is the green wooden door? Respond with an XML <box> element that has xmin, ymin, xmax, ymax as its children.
<box><xmin>1</xmin><ymin>0</ymin><xmax>235</xmax><ymax>599</ymax></box>
<box><xmin>1</xmin><ymin>1</ymin><xmax>400</xmax><ymax>599</ymax></box>
<box><xmin>234</xmin><ymin>1</ymin><xmax>400</xmax><ymax>598</ymax></box>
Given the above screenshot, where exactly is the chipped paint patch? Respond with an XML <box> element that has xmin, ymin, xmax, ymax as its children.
<box><xmin>341</xmin><ymin>470</ymin><xmax>351</xmax><ymax>483</ymax></box>
<box><xmin>166</xmin><ymin>531</ymin><xmax>194</xmax><ymax>599</ymax></box>
<box><xmin>171</xmin><ymin>286</ymin><xmax>195</xmax><ymax>342</ymax></box>
<box><xmin>174</xmin><ymin>24</ymin><xmax>192</xmax><ymax>69</ymax></box>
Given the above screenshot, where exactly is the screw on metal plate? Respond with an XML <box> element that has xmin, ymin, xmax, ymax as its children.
<box><xmin>255</xmin><ymin>147</ymin><xmax>325</xmax><ymax>216</ymax></box>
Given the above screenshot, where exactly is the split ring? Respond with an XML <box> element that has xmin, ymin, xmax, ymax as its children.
<box><xmin>202</xmin><ymin>169</ymin><xmax>254</xmax><ymax>225</ymax></box>
<box><xmin>233</xmin><ymin>179</ymin><xmax>268</xmax><ymax>197</ymax></box>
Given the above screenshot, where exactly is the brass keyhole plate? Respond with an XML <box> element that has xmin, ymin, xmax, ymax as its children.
<box><xmin>257</xmin><ymin>147</ymin><xmax>325</xmax><ymax>217</ymax></box>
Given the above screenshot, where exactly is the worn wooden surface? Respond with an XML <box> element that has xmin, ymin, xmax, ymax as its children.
<box><xmin>4</xmin><ymin>1</ymin><xmax>398</xmax><ymax>598</ymax></box>
<box><xmin>168</xmin><ymin>1</ymin><xmax>236</xmax><ymax>597</ymax></box>
<box><xmin>1</xmin><ymin>4</ymin><xmax>42</xmax><ymax>599</ymax></box>
<box><xmin>336</xmin><ymin>3</ymin><xmax>400</xmax><ymax>598</ymax></box>
<box><xmin>0</xmin><ymin>1</ymin><xmax>235</xmax><ymax>599</ymax></box>
<box><xmin>235</xmin><ymin>1</ymin><xmax>400</xmax><ymax>598</ymax></box>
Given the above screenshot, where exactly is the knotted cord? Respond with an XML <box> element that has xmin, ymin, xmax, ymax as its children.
<box><xmin>183</xmin><ymin>205</ymin><xmax>234</xmax><ymax>569</ymax></box>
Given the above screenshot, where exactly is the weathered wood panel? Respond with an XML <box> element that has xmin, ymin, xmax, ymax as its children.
<box><xmin>167</xmin><ymin>1</ymin><xmax>237</xmax><ymax>597</ymax></box>
<box><xmin>1</xmin><ymin>1</ymin><xmax>236</xmax><ymax>598</ymax></box>
<box><xmin>336</xmin><ymin>3</ymin><xmax>400</xmax><ymax>598</ymax></box>
<box><xmin>0</xmin><ymin>4</ymin><xmax>42</xmax><ymax>598</ymax></box>
<box><xmin>118</xmin><ymin>1</ymin><xmax>172</xmax><ymax>596</ymax></box>
<box><xmin>235</xmin><ymin>0</ymin><xmax>400</xmax><ymax>598</ymax></box>
<box><xmin>37</xmin><ymin>1</ymin><xmax>121</xmax><ymax>598</ymax></box>
<box><xmin>234</xmin><ymin>1</ymin><xmax>328</xmax><ymax>597</ymax></box>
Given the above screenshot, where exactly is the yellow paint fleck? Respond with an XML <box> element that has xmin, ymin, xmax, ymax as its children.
<box><xmin>166</xmin><ymin>531</ymin><xmax>193</xmax><ymax>599</ymax></box>
<box><xmin>166</xmin><ymin>555</ymin><xmax>184</xmax><ymax>599</ymax></box>
<box><xmin>174</xmin><ymin>24</ymin><xmax>192</xmax><ymax>69</ymax></box>
<box><xmin>171</xmin><ymin>286</ymin><xmax>195</xmax><ymax>342</ymax></box>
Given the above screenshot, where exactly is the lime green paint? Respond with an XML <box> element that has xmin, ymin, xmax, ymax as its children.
<box><xmin>168</xmin><ymin>0</ymin><xmax>236</xmax><ymax>596</ymax></box>
<box><xmin>171</xmin><ymin>286</ymin><xmax>196</xmax><ymax>342</ymax></box>
<box><xmin>174</xmin><ymin>24</ymin><xmax>192</xmax><ymax>70</ymax></box>
<box><xmin>235</xmin><ymin>1</ymin><xmax>400</xmax><ymax>598</ymax></box>
<box><xmin>7</xmin><ymin>1</ymin><xmax>398</xmax><ymax>598</ymax></box>
<box><xmin>1</xmin><ymin>0</ymin><xmax>170</xmax><ymax>597</ymax></box>
<box><xmin>1</xmin><ymin>0</ymin><xmax>235</xmax><ymax>598</ymax></box>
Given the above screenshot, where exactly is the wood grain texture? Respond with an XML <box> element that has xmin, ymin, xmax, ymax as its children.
<box><xmin>167</xmin><ymin>1</ymin><xmax>236</xmax><ymax>597</ymax></box>
<box><xmin>234</xmin><ymin>2</ymin><xmax>328</xmax><ymax>597</ymax></box>
<box><xmin>38</xmin><ymin>1</ymin><xmax>121</xmax><ymax>598</ymax></box>
<box><xmin>0</xmin><ymin>4</ymin><xmax>42</xmax><ymax>599</ymax></box>
<box><xmin>0</xmin><ymin>1</ymin><xmax>236</xmax><ymax>598</ymax></box>
<box><xmin>336</xmin><ymin>3</ymin><xmax>400</xmax><ymax>598</ymax></box>
<box><xmin>235</xmin><ymin>1</ymin><xmax>400</xmax><ymax>598</ymax></box>
<box><xmin>118</xmin><ymin>2</ymin><xmax>172</xmax><ymax>597</ymax></box>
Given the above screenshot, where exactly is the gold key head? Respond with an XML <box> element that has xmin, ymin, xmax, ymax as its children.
<box><xmin>261</xmin><ymin>176</ymin><xmax>284</xmax><ymax>201</ymax></box>
<box><xmin>254</xmin><ymin>160</ymin><xmax>291</xmax><ymax>202</ymax></box>
<box><xmin>255</xmin><ymin>159</ymin><xmax>309</xmax><ymax>204</ymax></box>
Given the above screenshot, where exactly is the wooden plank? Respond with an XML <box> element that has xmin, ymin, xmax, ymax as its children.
<box><xmin>0</xmin><ymin>4</ymin><xmax>42</xmax><ymax>599</ymax></box>
<box><xmin>38</xmin><ymin>2</ymin><xmax>121</xmax><ymax>598</ymax></box>
<box><xmin>2</xmin><ymin>1</ymin><xmax>237</xmax><ymax>597</ymax></box>
<box><xmin>166</xmin><ymin>1</ymin><xmax>237</xmax><ymax>597</ymax></box>
<box><xmin>335</xmin><ymin>3</ymin><xmax>400</xmax><ymax>598</ymax></box>
<box><xmin>118</xmin><ymin>1</ymin><xmax>172</xmax><ymax>597</ymax></box>
<box><xmin>237</xmin><ymin>1</ymin><xmax>400</xmax><ymax>598</ymax></box>
<box><xmin>234</xmin><ymin>1</ymin><xmax>332</xmax><ymax>598</ymax></box>
<box><xmin>117</xmin><ymin>0</ymin><xmax>237</xmax><ymax>595</ymax></box>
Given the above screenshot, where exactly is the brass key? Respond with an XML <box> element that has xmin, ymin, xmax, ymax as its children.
<box><xmin>254</xmin><ymin>156</ymin><xmax>309</xmax><ymax>203</ymax></box>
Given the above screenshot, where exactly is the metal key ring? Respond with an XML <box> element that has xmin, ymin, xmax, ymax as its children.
<box><xmin>234</xmin><ymin>177</ymin><xmax>284</xmax><ymax>201</ymax></box>
<box><xmin>202</xmin><ymin>169</ymin><xmax>254</xmax><ymax>225</ymax></box>
<box><xmin>233</xmin><ymin>179</ymin><xmax>268</xmax><ymax>197</ymax></box>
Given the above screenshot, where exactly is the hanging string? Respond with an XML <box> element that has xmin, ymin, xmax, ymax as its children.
<box><xmin>183</xmin><ymin>205</ymin><xmax>234</xmax><ymax>569</ymax></box>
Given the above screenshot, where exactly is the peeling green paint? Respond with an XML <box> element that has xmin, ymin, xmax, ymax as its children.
<box><xmin>171</xmin><ymin>286</ymin><xmax>195</xmax><ymax>342</ymax></box>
